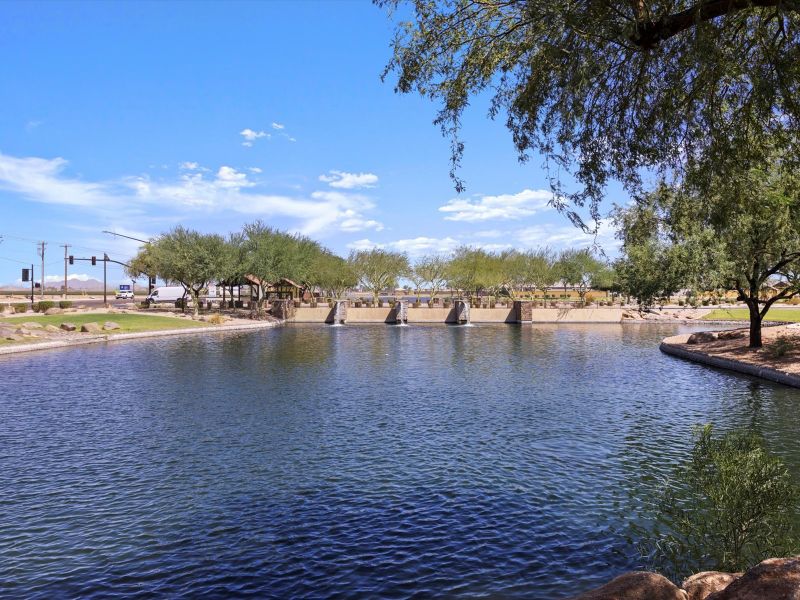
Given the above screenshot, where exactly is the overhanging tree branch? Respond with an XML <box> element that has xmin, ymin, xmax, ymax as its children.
<box><xmin>631</xmin><ymin>0</ymin><xmax>799</xmax><ymax>48</ymax></box>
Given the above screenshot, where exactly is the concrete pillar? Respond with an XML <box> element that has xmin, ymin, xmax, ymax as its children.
<box><xmin>455</xmin><ymin>299</ymin><xmax>471</xmax><ymax>324</ymax></box>
<box><xmin>332</xmin><ymin>300</ymin><xmax>348</xmax><ymax>324</ymax></box>
<box><xmin>395</xmin><ymin>299</ymin><xmax>408</xmax><ymax>324</ymax></box>
<box><xmin>271</xmin><ymin>298</ymin><xmax>296</xmax><ymax>320</ymax></box>
<box><xmin>515</xmin><ymin>300</ymin><xmax>533</xmax><ymax>323</ymax></box>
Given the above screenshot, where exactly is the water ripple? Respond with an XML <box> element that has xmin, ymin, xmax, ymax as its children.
<box><xmin>1</xmin><ymin>323</ymin><xmax>799</xmax><ymax>598</ymax></box>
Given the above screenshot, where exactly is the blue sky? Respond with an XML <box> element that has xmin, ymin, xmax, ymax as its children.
<box><xmin>0</xmin><ymin>0</ymin><xmax>623</xmax><ymax>288</ymax></box>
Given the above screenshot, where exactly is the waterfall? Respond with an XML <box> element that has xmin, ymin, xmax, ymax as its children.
<box><xmin>333</xmin><ymin>300</ymin><xmax>346</xmax><ymax>325</ymax></box>
<box><xmin>396</xmin><ymin>300</ymin><xmax>408</xmax><ymax>325</ymax></box>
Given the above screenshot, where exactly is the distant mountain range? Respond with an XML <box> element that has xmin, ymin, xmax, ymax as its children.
<box><xmin>0</xmin><ymin>278</ymin><xmax>134</xmax><ymax>292</ymax></box>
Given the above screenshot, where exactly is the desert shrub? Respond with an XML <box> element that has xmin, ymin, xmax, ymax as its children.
<box><xmin>12</xmin><ymin>303</ymin><xmax>29</xmax><ymax>313</ymax></box>
<box><xmin>678</xmin><ymin>300</ymin><xmax>685</xmax><ymax>306</ymax></box>
<box><xmin>764</xmin><ymin>335</ymin><xmax>799</xmax><ymax>359</ymax></box>
<box><xmin>207</xmin><ymin>313</ymin><xmax>225</xmax><ymax>325</ymax></box>
<box><xmin>635</xmin><ymin>425</ymin><xmax>800</xmax><ymax>580</ymax></box>
<box><xmin>58</xmin><ymin>301</ymin><xmax>73</xmax><ymax>309</ymax></box>
<box><xmin>787</xmin><ymin>297</ymin><xmax>800</xmax><ymax>306</ymax></box>
<box><xmin>35</xmin><ymin>301</ymin><xmax>55</xmax><ymax>313</ymax></box>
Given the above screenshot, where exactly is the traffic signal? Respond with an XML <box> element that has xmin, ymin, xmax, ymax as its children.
<box><xmin>69</xmin><ymin>255</ymin><xmax>74</xmax><ymax>265</ymax></box>
<box><xmin>34</xmin><ymin>283</ymin><xmax>41</xmax><ymax>289</ymax></box>
<box><xmin>91</xmin><ymin>256</ymin><xmax>96</xmax><ymax>266</ymax></box>
<box><xmin>21</xmin><ymin>268</ymin><xmax>30</xmax><ymax>282</ymax></box>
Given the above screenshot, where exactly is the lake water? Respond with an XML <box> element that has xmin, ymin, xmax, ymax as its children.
<box><xmin>2</xmin><ymin>323</ymin><xmax>799</xmax><ymax>598</ymax></box>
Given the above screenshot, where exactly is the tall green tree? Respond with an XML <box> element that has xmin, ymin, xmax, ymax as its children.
<box><xmin>617</xmin><ymin>162</ymin><xmax>800</xmax><ymax>347</ymax></box>
<box><xmin>521</xmin><ymin>248</ymin><xmax>556</xmax><ymax>298</ymax></box>
<box><xmin>446</xmin><ymin>246</ymin><xmax>505</xmax><ymax>298</ymax></box>
<box><xmin>243</xmin><ymin>221</ymin><xmax>322</xmax><ymax>310</ymax></box>
<box><xmin>149</xmin><ymin>226</ymin><xmax>228</xmax><ymax>316</ymax></box>
<box><xmin>348</xmin><ymin>249</ymin><xmax>410</xmax><ymax>302</ymax></box>
<box><xmin>555</xmin><ymin>249</ymin><xmax>604</xmax><ymax>304</ymax></box>
<box><xmin>413</xmin><ymin>254</ymin><xmax>450</xmax><ymax>302</ymax></box>
<box><xmin>381</xmin><ymin>0</ymin><xmax>800</xmax><ymax>225</ymax></box>
<box><xmin>309</xmin><ymin>251</ymin><xmax>358</xmax><ymax>300</ymax></box>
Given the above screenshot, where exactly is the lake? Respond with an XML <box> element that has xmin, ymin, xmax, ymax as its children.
<box><xmin>2</xmin><ymin>323</ymin><xmax>799</xmax><ymax>598</ymax></box>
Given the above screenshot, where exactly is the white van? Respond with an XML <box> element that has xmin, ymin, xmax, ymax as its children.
<box><xmin>146</xmin><ymin>286</ymin><xmax>187</xmax><ymax>306</ymax></box>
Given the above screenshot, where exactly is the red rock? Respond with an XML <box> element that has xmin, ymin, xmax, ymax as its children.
<box><xmin>570</xmin><ymin>571</ymin><xmax>688</xmax><ymax>600</ymax></box>
<box><xmin>682</xmin><ymin>571</ymin><xmax>741</xmax><ymax>600</ymax></box>
<box><xmin>705</xmin><ymin>557</ymin><xmax>800</xmax><ymax>599</ymax></box>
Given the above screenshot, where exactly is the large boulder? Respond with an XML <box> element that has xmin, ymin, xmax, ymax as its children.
<box><xmin>60</xmin><ymin>322</ymin><xmax>77</xmax><ymax>332</ymax></box>
<box><xmin>44</xmin><ymin>307</ymin><xmax>63</xmax><ymax>315</ymax></box>
<box><xmin>706</xmin><ymin>556</ymin><xmax>800</xmax><ymax>599</ymax></box>
<box><xmin>687</xmin><ymin>331</ymin><xmax>718</xmax><ymax>344</ymax></box>
<box><xmin>683</xmin><ymin>572</ymin><xmax>741</xmax><ymax>600</ymax></box>
<box><xmin>571</xmin><ymin>571</ymin><xmax>688</xmax><ymax>600</ymax></box>
<box><xmin>80</xmin><ymin>322</ymin><xmax>102</xmax><ymax>333</ymax></box>
<box><xmin>21</xmin><ymin>322</ymin><xmax>43</xmax><ymax>329</ymax></box>
<box><xmin>103</xmin><ymin>321</ymin><xmax>121</xmax><ymax>331</ymax></box>
<box><xmin>44</xmin><ymin>324</ymin><xmax>62</xmax><ymax>333</ymax></box>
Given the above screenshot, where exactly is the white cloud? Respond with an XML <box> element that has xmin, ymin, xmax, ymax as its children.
<box><xmin>180</xmin><ymin>161</ymin><xmax>199</xmax><ymax>171</ymax></box>
<box><xmin>249</xmin><ymin>167</ymin><xmax>263</xmax><ymax>174</ymax></box>
<box><xmin>515</xmin><ymin>218</ymin><xmax>620</xmax><ymax>252</ymax></box>
<box><xmin>339</xmin><ymin>218</ymin><xmax>384</xmax><ymax>232</ymax></box>
<box><xmin>347</xmin><ymin>236</ymin><xmax>460</xmax><ymax>257</ymax></box>
<box><xmin>0</xmin><ymin>153</ymin><xmax>123</xmax><ymax>209</ymax></box>
<box><xmin>215</xmin><ymin>166</ymin><xmax>254</xmax><ymax>189</ymax></box>
<box><xmin>240</xmin><ymin>128</ymin><xmax>269</xmax><ymax>146</ymax></box>
<box><xmin>271</xmin><ymin>122</ymin><xmax>285</xmax><ymax>130</ymax></box>
<box><xmin>439</xmin><ymin>188</ymin><xmax>553</xmax><ymax>222</ymax></box>
<box><xmin>319</xmin><ymin>170</ymin><xmax>379</xmax><ymax>189</ymax></box>
<box><xmin>0</xmin><ymin>151</ymin><xmax>384</xmax><ymax>237</ymax></box>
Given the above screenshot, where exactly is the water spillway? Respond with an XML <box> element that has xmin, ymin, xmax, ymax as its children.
<box><xmin>332</xmin><ymin>300</ymin><xmax>347</xmax><ymax>325</ymax></box>
<box><xmin>455</xmin><ymin>299</ymin><xmax>471</xmax><ymax>325</ymax></box>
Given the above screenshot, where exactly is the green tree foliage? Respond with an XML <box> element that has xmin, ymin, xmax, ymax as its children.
<box><xmin>243</xmin><ymin>221</ymin><xmax>323</xmax><ymax>309</ymax></box>
<box><xmin>125</xmin><ymin>244</ymin><xmax>158</xmax><ymax>281</ymax></box>
<box><xmin>381</xmin><ymin>0</ymin><xmax>800</xmax><ymax>225</ymax></box>
<box><xmin>348</xmin><ymin>249</ymin><xmax>410</xmax><ymax>302</ymax></box>
<box><xmin>149</xmin><ymin>226</ymin><xmax>228</xmax><ymax>316</ymax></box>
<box><xmin>616</xmin><ymin>162</ymin><xmax>800</xmax><ymax>346</ymax></box>
<box><xmin>310</xmin><ymin>252</ymin><xmax>358</xmax><ymax>300</ymax></box>
<box><xmin>555</xmin><ymin>249</ymin><xmax>604</xmax><ymax>304</ymax></box>
<box><xmin>521</xmin><ymin>248</ymin><xmax>557</xmax><ymax>297</ymax></box>
<box><xmin>637</xmin><ymin>425</ymin><xmax>800</xmax><ymax>580</ymax></box>
<box><xmin>446</xmin><ymin>246</ymin><xmax>505</xmax><ymax>298</ymax></box>
<box><xmin>412</xmin><ymin>254</ymin><xmax>450</xmax><ymax>301</ymax></box>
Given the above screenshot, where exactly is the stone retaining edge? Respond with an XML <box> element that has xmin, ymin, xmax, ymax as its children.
<box><xmin>0</xmin><ymin>321</ymin><xmax>280</xmax><ymax>357</ymax></box>
<box><xmin>659</xmin><ymin>342</ymin><xmax>800</xmax><ymax>389</ymax></box>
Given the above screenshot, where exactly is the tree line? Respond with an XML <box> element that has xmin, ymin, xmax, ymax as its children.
<box><xmin>126</xmin><ymin>222</ymin><xmax>614</xmax><ymax>316</ymax></box>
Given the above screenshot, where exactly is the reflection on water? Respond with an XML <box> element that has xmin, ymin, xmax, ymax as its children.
<box><xmin>1</xmin><ymin>323</ymin><xmax>798</xmax><ymax>598</ymax></box>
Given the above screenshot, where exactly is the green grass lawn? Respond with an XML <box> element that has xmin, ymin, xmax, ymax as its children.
<box><xmin>703</xmin><ymin>308</ymin><xmax>800</xmax><ymax>322</ymax></box>
<box><xmin>0</xmin><ymin>313</ymin><xmax>210</xmax><ymax>333</ymax></box>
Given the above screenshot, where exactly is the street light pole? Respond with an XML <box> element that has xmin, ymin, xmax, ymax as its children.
<box><xmin>102</xmin><ymin>230</ymin><xmax>154</xmax><ymax>295</ymax></box>
<box><xmin>103</xmin><ymin>253</ymin><xmax>108</xmax><ymax>307</ymax></box>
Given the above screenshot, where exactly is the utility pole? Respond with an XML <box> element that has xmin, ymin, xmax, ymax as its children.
<box><xmin>38</xmin><ymin>241</ymin><xmax>46</xmax><ymax>299</ymax></box>
<box><xmin>103</xmin><ymin>253</ymin><xmax>108</xmax><ymax>307</ymax></box>
<box><xmin>61</xmin><ymin>244</ymin><xmax>70</xmax><ymax>299</ymax></box>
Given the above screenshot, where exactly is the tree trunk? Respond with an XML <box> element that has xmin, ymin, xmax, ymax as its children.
<box><xmin>747</xmin><ymin>302</ymin><xmax>763</xmax><ymax>348</ymax></box>
<box><xmin>192</xmin><ymin>291</ymin><xmax>200</xmax><ymax>317</ymax></box>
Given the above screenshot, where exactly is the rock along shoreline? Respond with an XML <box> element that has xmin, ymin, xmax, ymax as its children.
<box><xmin>0</xmin><ymin>320</ymin><xmax>281</xmax><ymax>357</ymax></box>
<box><xmin>660</xmin><ymin>324</ymin><xmax>800</xmax><ymax>389</ymax></box>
